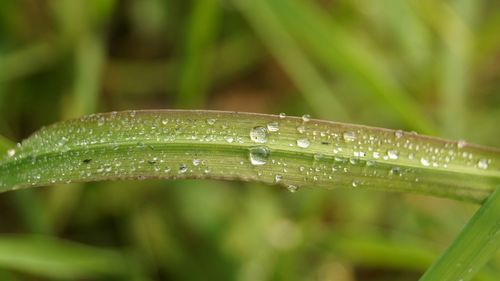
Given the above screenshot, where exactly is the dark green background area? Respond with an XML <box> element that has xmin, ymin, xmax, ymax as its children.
<box><xmin>0</xmin><ymin>0</ymin><xmax>499</xmax><ymax>280</ymax></box>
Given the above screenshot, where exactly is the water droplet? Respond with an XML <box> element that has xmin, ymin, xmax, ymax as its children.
<box><xmin>420</xmin><ymin>157</ymin><xmax>430</xmax><ymax>167</ymax></box>
<box><xmin>179</xmin><ymin>164</ymin><xmax>188</xmax><ymax>173</ymax></box>
<box><xmin>224</xmin><ymin>136</ymin><xmax>234</xmax><ymax>143</ymax></box>
<box><xmin>275</xmin><ymin>175</ymin><xmax>282</xmax><ymax>183</ymax></box>
<box><xmin>351</xmin><ymin>180</ymin><xmax>360</xmax><ymax>187</ymax></box>
<box><xmin>249</xmin><ymin>146</ymin><xmax>270</xmax><ymax>166</ymax></box>
<box><xmin>97</xmin><ymin>117</ymin><xmax>105</xmax><ymax>126</ymax></box>
<box><xmin>287</xmin><ymin>185</ymin><xmax>298</xmax><ymax>193</ymax></box>
<box><xmin>193</xmin><ymin>159</ymin><xmax>200</xmax><ymax>166</ymax></box>
<box><xmin>279</xmin><ymin>113</ymin><xmax>286</xmax><ymax>119</ymax></box>
<box><xmin>395</xmin><ymin>130</ymin><xmax>404</xmax><ymax>139</ymax></box>
<box><xmin>7</xmin><ymin>149</ymin><xmax>16</xmax><ymax>157</ymax></box>
<box><xmin>296</xmin><ymin>138</ymin><xmax>310</xmax><ymax>148</ymax></box>
<box><xmin>267</xmin><ymin>122</ymin><xmax>279</xmax><ymax>132</ymax></box>
<box><xmin>343</xmin><ymin>131</ymin><xmax>356</xmax><ymax>142</ymax></box>
<box><xmin>130</xmin><ymin>110</ymin><xmax>136</xmax><ymax>118</ymax></box>
<box><xmin>206</xmin><ymin>118</ymin><xmax>216</xmax><ymax>125</ymax></box>
<box><xmin>301</xmin><ymin>114</ymin><xmax>311</xmax><ymax>122</ymax></box>
<box><xmin>477</xmin><ymin>158</ymin><xmax>489</xmax><ymax>170</ymax></box>
<box><xmin>387</xmin><ymin>150</ymin><xmax>399</xmax><ymax>160</ymax></box>
<box><xmin>296</xmin><ymin>125</ymin><xmax>306</xmax><ymax>134</ymax></box>
<box><xmin>457</xmin><ymin>139</ymin><xmax>467</xmax><ymax>149</ymax></box>
<box><xmin>250</xmin><ymin>126</ymin><xmax>268</xmax><ymax>143</ymax></box>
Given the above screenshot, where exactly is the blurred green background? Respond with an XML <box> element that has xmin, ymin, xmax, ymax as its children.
<box><xmin>1</xmin><ymin>0</ymin><xmax>500</xmax><ymax>280</ymax></box>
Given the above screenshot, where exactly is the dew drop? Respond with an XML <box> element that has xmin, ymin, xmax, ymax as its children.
<box><xmin>179</xmin><ymin>164</ymin><xmax>188</xmax><ymax>173</ymax></box>
<box><xmin>7</xmin><ymin>149</ymin><xmax>16</xmax><ymax>157</ymax></box>
<box><xmin>274</xmin><ymin>175</ymin><xmax>282</xmax><ymax>183</ymax></box>
<box><xmin>301</xmin><ymin>114</ymin><xmax>311</xmax><ymax>122</ymax></box>
<box><xmin>97</xmin><ymin>117</ymin><xmax>105</xmax><ymax>126</ymax></box>
<box><xmin>224</xmin><ymin>136</ymin><xmax>234</xmax><ymax>143</ymax></box>
<box><xmin>457</xmin><ymin>139</ymin><xmax>467</xmax><ymax>149</ymax></box>
<box><xmin>343</xmin><ymin>131</ymin><xmax>356</xmax><ymax>142</ymax></box>
<box><xmin>387</xmin><ymin>150</ymin><xmax>399</xmax><ymax>160</ymax></box>
<box><xmin>287</xmin><ymin>185</ymin><xmax>298</xmax><ymax>193</ymax></box>
<box><xmin>351</xmin><ymin>180</ymin><xmax>360</xmax><ymax>187</ymax></box>
<box><xmin>296</xmin><ymin>138</ymin><xmax>310</xmax><ymax>148</ymax></box>
<box><xmin>296</xmin><ymin>125</ymin><xmax>306</xmax><ymax>134</ymax></box>
<box><xmin>420</xmin><ymin>157</ymin><xmax>430</xmax><ymax>167</ymax></box>
<box><xmin>206</xmin><ymin>118</ymin><xmax>216</xmax><ymax>125</ymax></box>
<box><xmin>267</xmin><ymin>122</ymin><xmax>279</xmax><ymax>132</ymax></box>
<box><xmin>395</xmin><ymin>130</ymin><xmax>404</xmax><ymax>139</ymax></box>
<box><xmin>249</xmin><ymin>146</ymin><xmax>270</xmax><ymax>166</ymax></box>
<box><xmin>279</xmin><ymin>113</ymin><xmax>286</xmax><ymax>119</ymax></box>
<box><xmin>193</xmin><ymin>159</ymin><xmax>200</xmax><ymax>166</ymax></box>
<box><xmin>250</xmin><ymin>126</ymin><xmax>268</xmax><ymax>143</ymax></box>
<box><xmin>477</xmin><ymin>158</ymin><xmax>489</xmax><ymax>170</ymax></box>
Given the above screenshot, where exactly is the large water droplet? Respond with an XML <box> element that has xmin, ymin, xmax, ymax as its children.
<box><xmin>249</xmin><ymin>146</ymin><xmax>270</xmax><ymax>166</ymax></box>
<box><xmin>279</xmin><ymin>113</ymin><xmax>286</xmax><ymax>119</ymax></box>
<box><xmin>267</xmin><ymin>122</ymin><xmax>280</xmax><ymax>132</ymax></box>
<box><xmin>250</xmin><ymin>126</ymin><xmax>268</xmax><ymax>143</ymax></box>
<box><xmin>343</xmin><ymin>131</ymin><xmax>356</xmax><ymax>142</ymax></box>
<box><xmin>301</xmin><ymin>114</ymin><xmax>311</xmax><ymax>122</ymax></box>
<box><xmin>7</xmin><ymin>149</ymin><xmax>16</xmax><ymax>157</ymax></box>
<box><xmin>296</xmin><ymin>138</ymin><xmax>310</xmax><ymax>148</ymax></box>
<box><xmin>477</xmin><ymin>158</ymin><xmax>489</xmax><ymax>170</ymax></box>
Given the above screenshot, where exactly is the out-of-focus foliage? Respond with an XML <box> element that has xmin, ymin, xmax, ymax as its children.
<box><xmin>0</xmin><ymin>0</ymin><xmax>499</xmax><ymax>280</ymax></box>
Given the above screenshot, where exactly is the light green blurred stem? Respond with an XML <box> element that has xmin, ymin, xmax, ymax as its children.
<box><xmin>176</xmin><ymin>0</ymin><xmax>220</xmax><ymax>108</ymax></box>
<box><xmin>267</xmin><ymin>0</ymin><xmax>436</xmax><ymax>134</ymax></box>
<box><xmin>0</xmin><ymin>41</ymin><xmax>61</xmax><ymax>83</ymax></box>
<box><xmin>419</xmin><ymin>187</ymin><xmax>500</xmax><ymax>281</ymax></box>
<box><xmin>235</xmin><ymin>0</ymin><xmax>349</xmax><ymax>121</ymax></box>
<box><xmin>438</xmin><ymin>0</ymin><xmax>477</xmax><ymax>138</ymax></box>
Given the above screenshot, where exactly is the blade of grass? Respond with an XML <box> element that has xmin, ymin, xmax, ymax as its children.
<box><xmin>266</xmin><ymin>0</ymin><xmax>436</xmax><ymax>134</ymax></box>
<box><xmin>0</xmin><ymin>110</ymin><xmax>498</xmax><ymax>203</ymax></box>
<box><xmin>419</xmin><ymin>187</ymin><xmax>500</xmax><ymax>281</ymax></box>
<box><xmin>234</xmin><ymin>0</ymin><xmax>349</xmax><ymax>121</ymax></box>
<box><xmin>0</xmin><ymin>234</ymin><xmax>127</xmax><ymax>279</ymax></box>
<box><xmin>0</xmin><ymin>41</ymin><xmax>62</xmax><ymax>82</ymax></box>
<box><xmin>176</xmin><ymin>0</ymin><xmax>220</xmax><ymax>108</ymax></box>
<box><xmin>436</xmin><ymin>0</ymin><xmax>478</xmax><ymax>138</ymax></box>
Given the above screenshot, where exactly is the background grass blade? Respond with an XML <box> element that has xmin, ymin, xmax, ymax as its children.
<box><xmin>0</xmin><ymin>110</ymin><xmax>498</xmax><ymax>203</ymax></box>
<box><xmin>0</xmin><ymin>235</ymin><xmax>127</xmax><ymax>280</ymax></box>
<box><xmin>419</xmin><ymin>187</ymin><xmax>500</xmax><ymax>281</ymax></box>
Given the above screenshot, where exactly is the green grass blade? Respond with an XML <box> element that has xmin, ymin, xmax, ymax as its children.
<box><xmin>266</xmin><ymin>0</ymin><xmax>436</xmax><ymax>134</ymax></box>
<box><xmin>419</xmin><ymin>187</ymin><xmax>500</xmax><ymax>281</ymax></box>
<box><xmin>0</xmin><ymin>234</ymin><xmax>127</xmax><ymax>279</ymax></box>
<box><xmin>0</xmin><ymin>110</ymin><xmax>499</xmax><ymax>203</ymax></box>
<box><xmin>235</xmin><ymin>0</ymin><xmax>349</xmax><ymax>121</ymax></box>
<box><xmin>176</xmin><ymin>0</ymin><xmax>220</xmax><ymax>107</ymax></box>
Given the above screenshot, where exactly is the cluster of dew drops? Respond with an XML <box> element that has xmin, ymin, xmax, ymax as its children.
<box><xmin>0</xmin><ymin>111</ymin><xmax>494</xmax><ymax>191</ymax></box>
<box><xmin>247</xmin><ymin>113</ymin><xmax>492</xmax><ymax>193</ymax></box>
